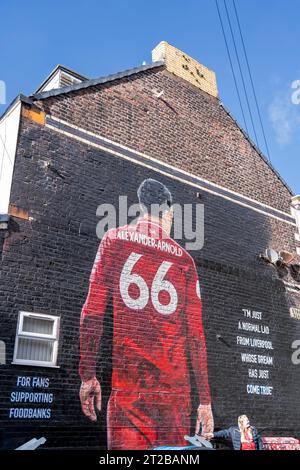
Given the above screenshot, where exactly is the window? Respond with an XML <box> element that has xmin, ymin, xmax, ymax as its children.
<box><xmin>13</xmin><ymin>312</ymin><xmax>60</xmax><ymax>367</ymax></box>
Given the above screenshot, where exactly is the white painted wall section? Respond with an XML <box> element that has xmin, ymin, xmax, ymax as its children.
<box><xmin>0</xmin><ymin>101</ymin><xmax>21</xmax><ymax>214</ymax></box>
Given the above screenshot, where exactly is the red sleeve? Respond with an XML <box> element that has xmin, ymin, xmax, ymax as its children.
<box><xmin>79</xmin><ymin>232</ymin><xmax>114</xmax><ymax>381</ymax></box>
<box><xmin>185</xmin><ymin>259</ymin><xmax>211</xmax><ymax>405</ymax></box>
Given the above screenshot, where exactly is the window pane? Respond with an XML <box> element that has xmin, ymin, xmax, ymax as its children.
<box><xmin>16</xmin><ymin>338</ymin><xmax>54</xmax><ymax>363</ymax></box>
<box><xmin>22</xmin><ymin>316</ymin><xmax>54</xmax><ymax>335</ymax></box>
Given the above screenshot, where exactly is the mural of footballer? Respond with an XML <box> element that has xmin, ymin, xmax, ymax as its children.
<box><xmin>79</xmin><ymin>178</ymin><xmax>214</xmax><ymax>450</ymax></box>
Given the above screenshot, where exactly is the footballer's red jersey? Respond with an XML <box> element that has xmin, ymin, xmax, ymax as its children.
<box><xmin>79</xmin><ymin>216</ymin><xmax>211</xmax><ymax>406</ymax></box>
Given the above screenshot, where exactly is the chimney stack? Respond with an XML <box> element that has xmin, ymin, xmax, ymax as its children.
<box><xmin>152</xmin><ymin>41</ymin><xmax>218</xmax><ymax>98</ymax></box>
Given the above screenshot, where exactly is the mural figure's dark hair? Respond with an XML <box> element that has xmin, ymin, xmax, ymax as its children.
<box><xmin>137</xmin><ymin>179</ymin><xmax>173</xmax><ymax>213</ymax></box>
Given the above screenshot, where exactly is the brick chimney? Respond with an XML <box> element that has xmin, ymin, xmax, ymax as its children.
<box><xmin>152</xmin><ymin>41</ymin><xmax>218</xmax><ymax>98</ymax></box>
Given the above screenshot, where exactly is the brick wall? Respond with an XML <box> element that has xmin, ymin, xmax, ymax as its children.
<box><xmin>37</xmin><ymin>67</ymin><xmax>292</xmax><ymax>212</ymax></box>
<box><xmin>0</xmin><ymin>64</ymin><xmax>300</xmax><ymax>449</ymax></box>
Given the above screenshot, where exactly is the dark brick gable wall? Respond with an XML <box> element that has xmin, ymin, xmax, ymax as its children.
<box><xmin>37</xmin><ymin>67</ymin><xmax>292</xmax><ymax>212</ymax></box>
<box><xmin>0</xmin><ymin>109</ymin><xmax>299</xmax><ymax>449</ymax></box>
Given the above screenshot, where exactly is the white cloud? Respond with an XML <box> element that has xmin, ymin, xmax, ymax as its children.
<box><xmin>268</xmin><ymin>86</ymin><xmax>300</xmax><ymax>145</ymax></box>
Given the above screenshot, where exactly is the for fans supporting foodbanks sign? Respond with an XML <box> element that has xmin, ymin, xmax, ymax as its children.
<box><xmin>9</xmin><ymin>376</ymin><xmax>53</xmax><ymax>419</ymax></box>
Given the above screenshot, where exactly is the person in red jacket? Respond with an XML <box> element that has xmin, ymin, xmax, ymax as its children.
<box><xmin>79</xmin><ymin>178</ymin><xmax>214</xmax><ymax>450</ymax></box>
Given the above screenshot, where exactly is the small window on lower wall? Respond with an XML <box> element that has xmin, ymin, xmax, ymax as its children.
<box><xmin>13</xmin><ymin>312</ymin><xmax>60</xmax><ymax>367</ymax></box>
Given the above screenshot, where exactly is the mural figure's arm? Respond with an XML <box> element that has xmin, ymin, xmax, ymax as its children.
<box><xmin>79</xmin><ymin>233</ymin><xmax>113</xmax><ymax>422</ymax></box>
<box><xmin>186</xmin><ymin>260</ymin><xmax>214</xmax><ymax>436</ymax></box>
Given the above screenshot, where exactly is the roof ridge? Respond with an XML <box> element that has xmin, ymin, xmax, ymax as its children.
<box><xmin>32</xmin><ymin>61</ymin><xmax>165</xmax><ymax>101</ymax></box>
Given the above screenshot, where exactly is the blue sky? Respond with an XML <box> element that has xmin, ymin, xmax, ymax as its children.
<box><xmin>1</xmin><ymin>0</ymin><xmax>299</xmax><ymax>194</ymax></box>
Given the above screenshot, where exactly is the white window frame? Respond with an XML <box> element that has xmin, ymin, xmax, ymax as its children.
<box><xmin>12</xmin><ymin>311</ymin><xmax>60</xmax><ymax>368</ymax></box>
